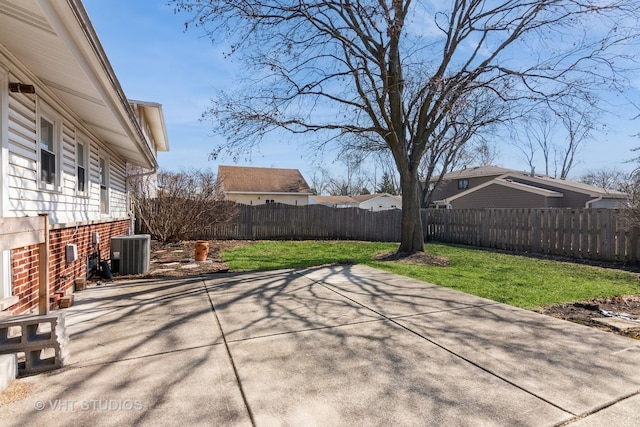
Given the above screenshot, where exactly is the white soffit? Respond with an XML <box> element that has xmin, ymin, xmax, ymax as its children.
<box><xmin>0</xmin><ymin>0</ymin><xmax>156</xmax><ymax>168</ymax></box>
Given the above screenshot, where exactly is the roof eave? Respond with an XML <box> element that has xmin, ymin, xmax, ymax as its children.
<box><xmin>128</xmin><ymin>99</ymin><xmax>170</xmax><ymax>152</ymax></box>
<box><xmin>52</xmin><ymin>0</ymin><xmax>157</xmax><ymax>168</ymax></box>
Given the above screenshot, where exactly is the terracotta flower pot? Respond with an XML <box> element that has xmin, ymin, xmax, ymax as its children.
<box><xmin>194</xmin><ymin>241</ymin><xmax>209</xmax><ymax>261</ymax></box>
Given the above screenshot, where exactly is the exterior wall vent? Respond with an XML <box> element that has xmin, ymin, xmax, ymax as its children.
<box><xmin>110</xmin><ymin>235</ymin><xmax>150</xmax><ymax>275</ymax></box>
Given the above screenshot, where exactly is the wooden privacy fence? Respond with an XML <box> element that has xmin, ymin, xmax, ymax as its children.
<box><xmin>143</xmin><ymin>203</ymin><xmax>640</xmax><ymax>264</ymax></box>
<box><xmin>190</xmin><ymin>203</ymin><xmax>403</xmax><ymax>242</ymax></box>
<box><xmin>425</xmin><ymin>208</ymin><xmax>640</xmax><ymax>264</ymax></box>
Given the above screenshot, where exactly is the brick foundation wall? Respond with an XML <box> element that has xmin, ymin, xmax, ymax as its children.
<box><xmin>7</xmin><ymin>219</ymin><xmax>130</xmax><ymax>315</ymax></box>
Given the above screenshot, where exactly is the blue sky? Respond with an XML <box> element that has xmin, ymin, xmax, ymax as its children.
<box><xmin>83</xmin><ymin>1</ymin><xmax>640</xmax><ymax>183</ymax></box>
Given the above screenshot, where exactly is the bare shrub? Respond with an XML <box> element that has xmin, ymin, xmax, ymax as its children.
<box><xmin>130</xmin><ymin>169</ymin><xmax>238</xmax><ymax>242</ymax></box>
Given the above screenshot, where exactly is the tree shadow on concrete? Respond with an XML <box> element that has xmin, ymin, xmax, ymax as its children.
<box><xmin>4</xmin><ymin>265</ymin><xmax>640</xmax><ymax>426</ymax></box>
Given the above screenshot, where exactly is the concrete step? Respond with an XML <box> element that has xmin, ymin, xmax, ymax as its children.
<box><xmin>0</xmin><ymin>353</ymin><xmax>17</xmax><ymax>393</ymax></box>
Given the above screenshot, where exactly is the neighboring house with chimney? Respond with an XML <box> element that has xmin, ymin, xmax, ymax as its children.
<box><xmin>0</xmin><ymin>0</ymin><xmax>168</xmax><ymax>315</ymax></box>
<box><xmin>218</xmin><ymin>166</ymin><xmax>313</xmax><ymax>206</ymax></box>
<box><xmin>426</xmin><ymin>166</ymin><xmax>627</xmax><ymax>209</ymax></box>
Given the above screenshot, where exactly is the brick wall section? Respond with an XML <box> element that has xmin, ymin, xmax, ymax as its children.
<box><xmin>7</xmin><ymin>219</ymin><xmax>130</xmax><ymax>315</ymax></box>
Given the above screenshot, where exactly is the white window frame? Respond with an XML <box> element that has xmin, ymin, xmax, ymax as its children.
<box><xmin>99</xmin><ymin>156</ymin><xmax>110</xmax><ymax>214</ymax></box>
<box><xmin>37</xmin><ymin>104</ymin><xmax>61</xmax><ymax>191</ymax></box>
<box><xmin>76</xmin><ymin>138</ymin><xmax>88</xmax><ymax>195</ymax></box>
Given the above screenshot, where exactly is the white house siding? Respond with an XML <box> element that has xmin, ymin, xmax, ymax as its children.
<box><xmin>227</xmin><ymin>193</ymin><xmax>310</xmax><ymax>206</ymax></box>
<box><xmin>110</xmin><ymin>159</ymin><xmax>128</xmax><ymax>217</ymax></box>
<box><xmin>589</xmin><ymin>198</ymin><xmax>627</xmax><ymax>209</ymax></box>
<box><xmin>359</xmin><ymin>196</ymin><xmax>401</xmax><ymax>211</ymax></box>
<box><xmin>4</xmin><ymin>72</ymin><xmax>129</xmax><ymax>226</ymax></box>
<box><xmin>7</xmin><ymin>74</ymin><xmax>37</xmax><ymax>216</ymax></box>
<box><xmin>1</xmin><ymin>56</ymin><xmax>133</xmax><ymax>315</ymax></box>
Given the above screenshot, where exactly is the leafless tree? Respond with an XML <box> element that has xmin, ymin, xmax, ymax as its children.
<box><xmin>372</xmin><ymin>152</ymin><xmax>400</xmax><ymax>194</ymax></box>
<box><xmin>617</xmin><ymin>149</ymin><xmax>640</xmax><ymax>227</ymax></box>
<box><xmin>554</xmin><ymin>105</ymin><xmax>598</xmax><ymax>179</ymax></box>
<box><xmin>327</xmin><ymin>175</ymin><xmax>370</xmax><ymax>196</ymax></box>
<box><xmin>513</xmin><ymin>102</ymin><xmax>601</xmax><ymax>179</ymax></box>
<box><xmin>174</xmin><ymin>0</ymin><xmax>640</xmax><ymax>253</ymax></box>
<box><xmin>419</xmin><ymin>89</ymin><xmax>507</xmax><ymax>207</ymax></box>
<box><xmin>512</xmin><ymin>110</ymin><xmax>555</xmax><ymax>174</ymax></box>
<box><xmin>339</xmin><ymin>150</ymin><xmax>368</xmax><ymax>196</ymax></box>
<box><xmin>626</xmin><ymin>168</ymin><xmax>640</xmax><ymax>227</ymax></box>
<box><xmin>579</xmin><ymin>168</ymin><xmax>626</xmax><ymax>190</ymax></box>
<box><xmin>130</xmin><ymin>169</ymin><xmax>238</xmax><ymax>242</ymax></box>
<box><xmin>580</xmin><ymin>164</ymin><xmax>640</xmax><ymax>227</ymax></box>
<box><xmin>473</xmin><ymin>140</ymin><xmax>500</xmax><ymax>168</ymax></box>
<box><xmin>308</xmin><ymin>167</ymin><xmax>332</xmax><ymax>195</ymax></box>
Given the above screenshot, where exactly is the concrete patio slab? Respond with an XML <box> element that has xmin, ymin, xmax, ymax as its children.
<box><xmin>1</xmin><ymin>276</ymin><xmax>249</xmax><ymax>427</ymax></box>
<box><xmin>2</xmin><ymin>344</ymin><xmax>249</xmax><ymax>427</ymax></box>
<box><xmin>228</xmin><ymin>320</ymin><xmax>569</xmax><ymax>426</ymax></box>
<box><xmin>2</xmin><ymin>265</ymin><xmax>639</xmax><ymax>426</ymax></box>
<box><xmin>301</xmin><ymin>265</ymin><xmax>640</xmax><ymax>423</ymax></box>
<box><xmin>395</xmin><ymin>304</ymin><xmax>640</xmax><ymax>416</ymax></box>
<box><xmin>569</xmin><ymin>394</ymin><xmax>640</xmax><ymax>427</ymax></box>
<box><xmin>301</xmin><ymin>264</ymin><xmax>499</xmax><ymax>317</ymax></box>
<box><xmin>206</xmin><ymin>272</ymin><xmax>383</xmax><ymax>342</ymax></box>
<box><xmin>65</xmin><ymin>278</ymin><xmax>224</xmax><ymax>364</ymax></box>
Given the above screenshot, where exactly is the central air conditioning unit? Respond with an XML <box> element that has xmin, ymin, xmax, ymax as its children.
<box><xmin>110</xmin><ymin>234</ymin><xmax>151</xmax><ymax>275</ymax></box>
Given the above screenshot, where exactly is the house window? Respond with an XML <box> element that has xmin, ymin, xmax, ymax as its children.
<box><xmin>457</xmin><ymin>179</ymin><xmax>469</xmax><ymax>190</ymax></box>
<box><xmin>265</xmin><ymin>199</ymin><xmax>275</xmax><ymax>204</ymax></box>
<box><xmin>77</xmin><ymin>142</ymin><xmax>86</xmax><ymax>193</ymax></box>
<box><xmin>99</xmin><ymin>157</ymin><xmax>109</xmax><ymax>214</ymax></box>
<box><xmin>39</xmin><ymin>116</ymin><xmax>57</xmax><ymax>188</ymax></box>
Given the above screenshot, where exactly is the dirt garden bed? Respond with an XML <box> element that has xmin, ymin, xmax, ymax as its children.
<box><xmin>537</xmin><ymin>296</ymin><xmax>640</xmax><ymax>340</ymax></box>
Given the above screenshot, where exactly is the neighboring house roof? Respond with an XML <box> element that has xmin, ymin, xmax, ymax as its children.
<box><xmin>429</xmin><ymin>166</ymin><xmax>516</xmax><ymax>182</ymax></box>
<box><xmin>0</xmin><ymin>0</ymin><xmax>158</xmax><ymax>168</ymax></box>
<box><xmin>432</xmin><ymin>164</ymin><xmax>628</xmax><ymax>202</ymax></box>
<box><xmin>352</xmin><ymin>193</ymin><xmax>402</xmax><ymax>203</ymax></box>
<box><xmin>352</xmin><ymin>193</ymin><xmax>393</xmax><ymax>203</ymax></box>
<box><xmin>218</xmin><ymin>166</ymin><xmax>313</xmax><ymax>194</ymax></box>
<box><xmin>502</xmin><ymin>173</ymin><xmax>628</xmax><ymax>199</ymax></box>
<box><xmin>442</xmin><ymin>172</ymin><xmax>627</xmax><ymax>207</ymax></box>
<box><xmin>311</xmin><ymin>194</ymin><xmax>401</xmax><ymax>210</ymax></box>
<box><xmin>311</xmin><ymin>196</ymin><xmax>358</xmax><ymax>206</ymax></box>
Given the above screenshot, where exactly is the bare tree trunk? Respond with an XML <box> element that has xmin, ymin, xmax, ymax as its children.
<box><xmin>398</xmin><ymin>173</ymin><xmax>424</xmax><ymax>253</ymax></box>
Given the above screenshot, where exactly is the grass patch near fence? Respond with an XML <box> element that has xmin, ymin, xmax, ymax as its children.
<box><xmin>221</xmin><ymin>241</ymin><xmax>640</xmax><ymax>309</ymax></box>
<box><xmin>222</xmin><ymin>240</ymin><xmax>396</xmax><ymax>270</ymax></box>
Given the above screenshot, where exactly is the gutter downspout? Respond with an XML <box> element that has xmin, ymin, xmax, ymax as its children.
<box><xmin>585</xmin><ymin>197</ymin><xmax>602</xmax><ymax>209</ymax></box>
<box><xmin>126</xmin><ymin>165</ymin><xmax>158</xmax><ymax>235</ymax></box>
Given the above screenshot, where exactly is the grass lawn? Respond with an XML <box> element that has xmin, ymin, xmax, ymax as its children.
<box><xmin>221</xmin><ymin>241</ymin><xmax>640</xmax><ymax>309</ymax></box>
